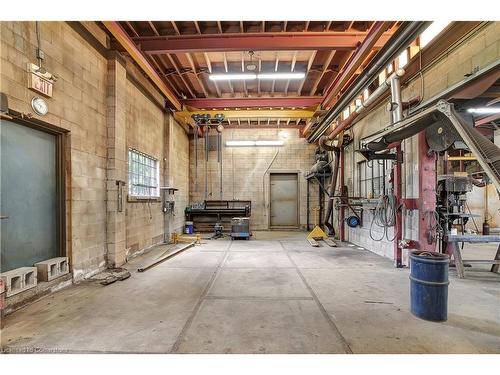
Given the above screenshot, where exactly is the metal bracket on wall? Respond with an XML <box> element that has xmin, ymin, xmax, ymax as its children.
<box><xmin>116</xmin><ymin>180</ymin><xmax>126</xmax><ymax>212</ymax></box>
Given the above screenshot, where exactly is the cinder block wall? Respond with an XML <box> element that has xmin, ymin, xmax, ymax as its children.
<box><xmin>342</xmin><ymin>22</ymin><xmax>500</xmax><ymax>261</ymax></box>
<box><xmin>189</xmin><ymin>128</ymin><xmax>317</xmax><ymax>230</ymax></box>
<box><xmin>124</xmin><ymin>77</ymin><xmax>165</xmax><ymax>254</ymax></box>
<box><xmin>1</xmin><ymin>21</ymin><xmax>189</xmax><ymax>280</ymax></box>
<box><xmin>1</xmin><ymin>21</ymin><xmax>109</xmax><ymax>278</ymax></box>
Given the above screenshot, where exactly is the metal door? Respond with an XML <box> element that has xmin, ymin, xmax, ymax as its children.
<box><xmin>1</xmin><ymin>120</ymin><xmax>58</xmax><ymax>272</ymax></box>
<box><xmin>270</xmin><ymin>173</ymin><xmax>299</xmax><ymax>227</ymax></box>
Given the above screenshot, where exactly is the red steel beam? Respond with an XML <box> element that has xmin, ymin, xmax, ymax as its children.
<box><xmin>475</xmin><ymin>112</ymin><xmax>500</xmax><ymax>127</ymax></box>
<box><xmin>181</xmin><ymin>96</ymin><xmax>322</xmax><ymax>109</ymax></box>
<box><xmin>103</xmin><ymin>21</ymin><xmax>181</xmax><ymax>110</ymax></box>
<box><xmin>133</xmin><ymin>32</ymin><xmax>395</xmax><ymax>54</ymax></box>
<box><xmin>417</xmin><ymin>131</ymin><xmax>437</xmax><ymax>253</ymax></box>
<box><xmin>321</xmin><ymin>21</ymin><xmax>393</xmax><ymax>108</ymax></box>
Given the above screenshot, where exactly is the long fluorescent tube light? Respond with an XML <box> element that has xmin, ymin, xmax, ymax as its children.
<box><xmin>257</xmin><ymin>72</ymin><xmax>305</xmax><ymax>80</ymax></box>
<box><xmin>255</xmin><ymin>140</ymin><xmax>285</xmax><ymax>146</ymax></box>
<box><xmin>467</xmin><ymin>107</ymin><xmax>500</xmax><ymax>114</ymax></box>
<box><xmin>226</xmin><ymin>140</ymin><xmax>284</xmax><ymax>147</ymax></box>
<box><xmin>209</xmin><ymin>73</ymin><xmax>256</xmax><ymax>81</ymax></box>
<box><xmin>209</xmin><ymin>72</ymin><xmax>305</xmax><ymax>81</ymax></box>
<box><xmin>226</xmin><ymin>141</ymin><xmax>256</xmax><ymax>146</ymax></box>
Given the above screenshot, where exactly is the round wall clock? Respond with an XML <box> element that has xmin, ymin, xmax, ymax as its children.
<box><xmin>31</xmin><ymin>97</ymin><xmax>49</xmax><ymax>116</ymax></box>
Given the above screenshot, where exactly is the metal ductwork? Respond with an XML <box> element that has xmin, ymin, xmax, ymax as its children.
<box><xmin>308</xmin><ymin>21</ymin><xmax>430</xmax><ymax>143</ymax></box>
<box><xmin>366</xmin><ymin>111</ymin><xmax>450</xmax><ymax>152</ymax></box>
<box><xmin>362</xmin><ymin>100</ymin><xmax>500</xmax><ymax>193</ymax></box>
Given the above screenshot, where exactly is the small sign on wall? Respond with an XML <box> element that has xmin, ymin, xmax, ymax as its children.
<box><xmin>28</xmin><ymin>73</ymin><xmax>53</xmax><ymax>97</ymax></box>
<box><xmin>26</xmin><ymin>63</ymin><xmax>56</xmax><ymax>98</ymax></box>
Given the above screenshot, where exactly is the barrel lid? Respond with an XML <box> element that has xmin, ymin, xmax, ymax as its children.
<box><xmin>410</xmin><ymin>250</ymin><xmax>449</xmax><ymax>261</ymax></box>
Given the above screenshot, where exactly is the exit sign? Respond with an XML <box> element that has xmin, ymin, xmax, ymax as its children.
<box><xmin>28</xmin><ymin>73</ymin><xmax>53</xmax><ymax>97</ymax></box>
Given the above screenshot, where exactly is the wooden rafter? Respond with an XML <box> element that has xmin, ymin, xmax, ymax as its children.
<box><xmin>150</xmin><ymin>54</ymin><xmax>182</xmax><ymax>96</ymax></box>
<box><xmin>271</xmin><ymin>52</ymin><xmax>279</xmax><ymax>95</ymax></box>
<box><xmin>194</xmin><ymin>21</ymin><xmax>201</xmax><ymax>34</ymax></box>
<box><xmin>171</xmin><ymin>21</ymin><xmax>181</xmax><ymax>35</ymax></box>
<box><xmin>166</xmin><ymin>54</ymin><xmax>195</xmax><ymax>98</ymax></box>
<box><xmin>148</xmin><ymin>21</ymin><xmax>160</xmax><ymax>36</ymax></box>
<box><xmin>186</xmin><ymin>53</ymin><xmax>209</xmax><ymax>97</ymax></box>
<box><xmin>204</xmin><ymin>53</ymin><xmax>221</xmax><ymax>97</ymax></box>
<box><xmin>257</xmin><ymin>58</ymin><xmax>262</xmax><ymax>95</ymax></box>
<box><xmin>297</xmin><ymin>51</ymin><xmax>316</xmax><ymax>95</ymax></box>
<box><xmin>223</xmin><ymin>52</ymin><xmax>234</xmax><ymax>94</ymax></box>
<box><xmin>217</xmin><ymin>21</ymin><xmax>223</xmax><ymax>34</ymax></box>
<box><xmin>284</xmin><ymin>52</ymin><xmax>297</xmax><ymax>95</ymax></box>
<box><xmin>125</xmin><ymin>21</ymin><xmax>140</xmax><ymax>37</ymax></box>
<box><xmin>310</xmin><ymin>50</ymin><xmax>336</xmax><ymax>96</ymax></box>
<box><xmin>241</xmin><ymin>53</ymin><xmax>248</xmax><ymax>96</ymax></box>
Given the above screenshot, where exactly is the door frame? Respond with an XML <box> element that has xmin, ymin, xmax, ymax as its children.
<box><xmin>268</xmin><ymin>170</ymin><xmax>300</xmax><ymax>229</ymax></box>
<box><xmin>2</xmin><ymin>110</ymin><xmax>70</xmax><ymax>264</ymax></box>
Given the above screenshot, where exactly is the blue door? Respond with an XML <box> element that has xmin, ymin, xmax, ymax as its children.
<box><xmin>1</xmin><ymin>120</ymin><xmax>58</xmax><ymax>272</ymax></box>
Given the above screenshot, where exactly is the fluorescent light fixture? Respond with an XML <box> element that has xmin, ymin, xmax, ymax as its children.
<box><xmin>255</xmin><ymin>140</ymin><xmax>285</xmax><ymax>146</ymax></box>
<box><xmin>225</xmin><ymin>140</ymin><xmax>284</xmax><ymax>147</ymax></box>
<box><xmin>278</xmin><ymin>130</ymin><xmax>289</xmax><ymax>139</ymax></box>
<box><xmin>467</xmin><ymin>107</ymin><xmax>500</xmax><ymax>114</ymax></box>
<box><xmin>226</xmin><ymin>140</ymin><xmax>256</xmax><ymax>146</ymax></box>
<box><xmin>209</xmin><ymin>73</ymin><xmax>257</xmax><ymax>81</ymax></box>
<box><xmin>257</xmin><ymin>72</ymin><xmax>305</xmax><ymax>80</ymax></box>
<box><xmin>209</xmin><ymin>72</ymin><xmax>305</xmax><ymax>81</ymax></box>
<box><xmin>420</xmin><ymin>21</ymin><xmax>451</xmax><ymax>48</ymax></box>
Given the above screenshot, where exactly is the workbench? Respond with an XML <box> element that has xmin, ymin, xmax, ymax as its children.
<box><xmin>185</xmin><ymin>200</ymin><xmax>251</xmax><ymax>232</ymax></box>
<box><xmin>444</xmin><ymin>234</ymin><xmax>500</xmax><ymax>278</ymax></box>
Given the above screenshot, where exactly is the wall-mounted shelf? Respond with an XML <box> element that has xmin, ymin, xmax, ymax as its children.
<box><xmin>160</xmin><ymin>187</ymin><xmax>178</xmax><ymax>195</ymax></box>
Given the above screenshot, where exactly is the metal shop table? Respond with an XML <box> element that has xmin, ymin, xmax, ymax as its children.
<box><xmin>444</xmin><ymin>234</ymin><xmax>500</xmax><ymax>279</ymax></box>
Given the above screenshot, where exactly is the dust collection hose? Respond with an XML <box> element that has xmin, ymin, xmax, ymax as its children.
<box><xmin>319</xmin><ymin>136</ymin><xmax>340</xmax><ymax>235</ymax></box>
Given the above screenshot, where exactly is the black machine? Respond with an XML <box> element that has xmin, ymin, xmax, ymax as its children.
<box><xmin>185</xmin><ymin>200</ymin><xmax>251</xmax><ymax>233</ymax></box>
<box><xmin>213</xmin><ymin>223</ymin><xmax>224</xmax><ymax>239</ymax></box>
<box><xmin>436</xmin><ymin>175</ymin><xmax>474</xmax><ymax>236</ymax></box>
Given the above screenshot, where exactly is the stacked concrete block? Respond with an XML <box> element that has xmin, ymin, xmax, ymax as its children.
<box><xmin>0</xmin><ymin>267</ymin><xmax>37</xmax><ymax>297</ymax></box>
<box><xmin>34</xmin><ymin>257</ymin><xmax>69</xmax><ymax>282</ymax></box>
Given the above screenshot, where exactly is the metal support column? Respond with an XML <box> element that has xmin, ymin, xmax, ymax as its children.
<box><xmin>306</xmin><ymin>179</ymin><xmax>310</xmax><ymax>231</ymax></box>
<box><xmin>339</xmin><ymin>148</ymin><xmax>345</xmax><ymax>241</ymax></box>
<box><xmin>394</xmin><ymin>144</ymin><xmax>403</xmax><ymax>267</ymax></box>
<box><xmin>418</xmin><ymin>131</ymin><xmax>437</xmax><ymax>252</ymax></box>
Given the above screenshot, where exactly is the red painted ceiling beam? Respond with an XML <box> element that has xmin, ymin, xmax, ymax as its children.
<box><xmin>134</xmin><ymin>32</ymin><xmax>395</xmax><ymax>54</ymax></box>
<box><xmin>321</xmin><ymin>21</ymin><xmax>393</xmax><ymax>108</ymax></box>
<box><xmin>181</xmin><ymin>96</ymin><xmax>323</xmax><ymax>109</ymax></box>
<box><xmin>475</xmin><ymin>112</ymin><xmax>500</xmax><ymax>127</ymax></box>
<box><xmin>102</xmin><ymin>21</ymin><xmax>181</xmax><ymax>110</ymax></box>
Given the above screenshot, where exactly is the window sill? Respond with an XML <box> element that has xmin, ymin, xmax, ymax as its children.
<box><xmin>127</xmin><ymin>196</ymin><xmax>161</xmax><ymax>203</ymax></box>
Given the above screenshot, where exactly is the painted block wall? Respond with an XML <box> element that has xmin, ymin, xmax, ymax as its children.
<box><xmin>189</xmin><ymin>128</ymin><xmax>318</xmax><ymax>230</ymax></box>
<box><xmin>342</xmin><ymin>22</ymin><xmax>500</xmax><ymax>261</ymax></box>
<box><xmin>1</xmin><ymin>21</ymin><xmax>189</xmax><ymax>280</ymax></box>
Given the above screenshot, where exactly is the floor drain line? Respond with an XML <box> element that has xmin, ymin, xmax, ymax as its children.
<box><xmin>170</xmin><ymin>240</ymin><xmax>233</xmax><ymax>353</ymax></box>
<box><xmin>279</xmin><ymin>241</ymin><xmax>353</xmax><ymax>354</ymax></box>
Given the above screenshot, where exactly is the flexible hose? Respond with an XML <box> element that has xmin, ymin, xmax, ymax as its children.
<box><xmin>319</xmin><ymin>136</ymin><xmax>340</xmax><ymax>235</ymax></box>
<box><xmin>369</xmin><ymin>195</ymin><xmax>398</xmax><ymax>242</ymax></box>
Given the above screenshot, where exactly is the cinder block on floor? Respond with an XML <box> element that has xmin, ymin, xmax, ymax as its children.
<box><xmin>0</xmin><ymin>267</ymin><xmax>38</xmax><ymax>297</ymax></box>
<box><xmin>35</xmin><ymin>257</ymin><xmax>69</xmax><ymax>282</ymax></box>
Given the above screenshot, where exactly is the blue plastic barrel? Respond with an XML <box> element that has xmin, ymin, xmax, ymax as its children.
<box><xmin>409</xmin><ymin>250</ymin><xmax>450</xmax><ymax>322</ymax></box>
<box><xmin>185</xmin><ymin>221</ymin><xmax>194</xmax><ymax>234</ymax></box>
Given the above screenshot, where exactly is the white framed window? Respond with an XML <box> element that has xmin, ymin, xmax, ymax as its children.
<box><xmin>358</xmin><ymin>160</ymin><xmax>388</xmax><ymax>198</ymax></box>
<box><xmin>128</xmin><ymin>148</ymin><xmax>160</xmax><ymax>198</ymax></box>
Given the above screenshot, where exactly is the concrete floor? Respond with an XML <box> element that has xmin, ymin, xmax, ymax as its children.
<box><xmin>1</xmin><ymin>231</ymin><xmax>499</xmax><ymax>354</ymax></box>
